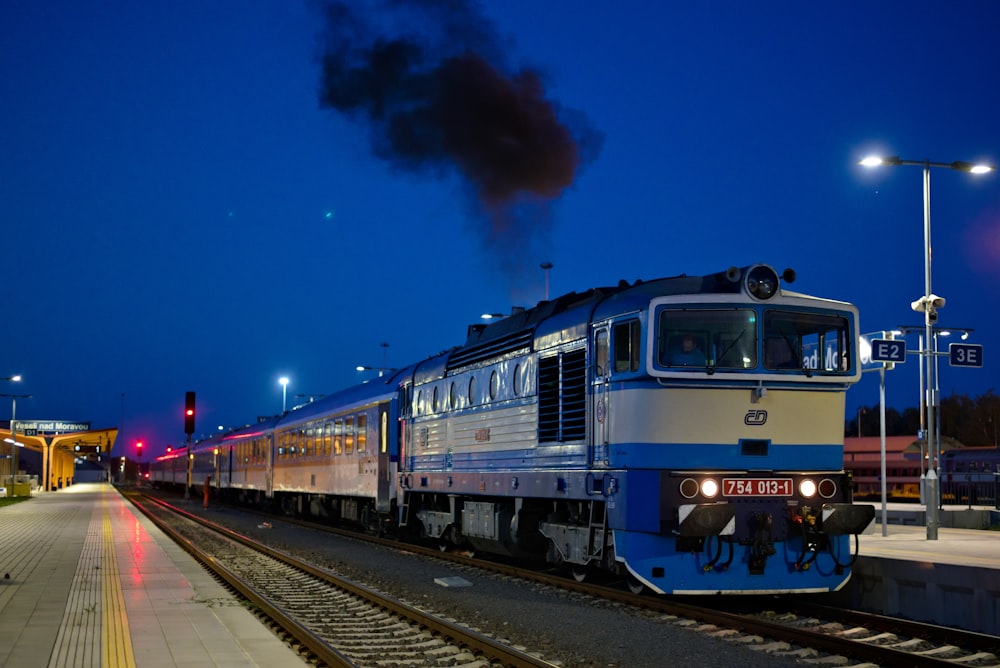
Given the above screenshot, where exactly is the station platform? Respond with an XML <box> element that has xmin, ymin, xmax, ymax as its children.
<box><xmin>0</xmin><ymin>482</ymin><xmax>303</xmax><ymax>668</ymax></box>
<box><xmin>829</xmin><ymin>502</ymin><xmax>1000</xmax><ymax>635</ymax></box>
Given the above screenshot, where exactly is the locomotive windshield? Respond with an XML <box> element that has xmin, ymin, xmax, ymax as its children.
<box><xmin>657</xmin><ymin>309</ymin><xmax>758</xmax><ymax>369</ymax></box>
<box><xmin>763</xmin><ymin>310</ymin><xmax>851</xmax><ymax>372</ymax></box>
<box><xmin>656</xmin><ymin>307</ymin><xmax>853</xmax><ymax>374</ymax></box>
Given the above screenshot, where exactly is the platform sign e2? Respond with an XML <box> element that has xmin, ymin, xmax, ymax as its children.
<box><xmin>949</xmin><ymin>343</ymin><xmax>984</xmax><ymax>368</ymax></box>
<box><xmin>870</xmin><ymin>339</ymin><xmax>906</xmax><ymax>364</ymax></box>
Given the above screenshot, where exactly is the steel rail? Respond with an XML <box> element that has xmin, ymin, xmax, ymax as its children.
<box><xmin>129</xmin><ymin>491</ymin><xmax>556</xmax><ymax>668</ymax></box>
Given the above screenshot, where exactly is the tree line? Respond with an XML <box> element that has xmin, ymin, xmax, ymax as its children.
<box><xmin>847</xmin><ymin>389</ymin><xmax>1000</xmax><ymax>447</ymax></box>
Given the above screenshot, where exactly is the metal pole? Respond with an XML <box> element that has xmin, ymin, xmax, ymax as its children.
<box><xmin>119</xmin><ymin>392</ymin><xmax>125</xmax><ymax>485</ymax></box>
<box><xmin>184</xmin><ymin>436</ymin><xmax>191</xmax><ymax>499</ymax></box>
<box><xmin>879</xmin><ymin>366</ymin><xmax>888</xmax><ymax>536</ymax></box>
<box><xmin>540</xmin><ymin>262</ymin><xmax>553</xmax><ymax>300</ymax></box>
<box><xmin>9</xmin><ymin>396</ymin><xmax>15</xmax><ymax>488</ymax></box>
<box><xmin>923</xmin><ymin>162</ymin><xmax>939</xmax><ymax>540</ymax></box>
<box><xmin>918</xmin><ymin>333</ymin><xmax>926</xmax><ymax>502</ymax></box>
<box><xmin>935</xmin><ymin>331</ymin><xmax>942</xmax><ymax>509</ymax></box>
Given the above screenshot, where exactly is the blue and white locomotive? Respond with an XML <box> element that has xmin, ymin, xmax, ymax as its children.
<box><xmin>154</xmin><ymin>264</ymin><xmax>874</xmax><ymax>594</ymax></box>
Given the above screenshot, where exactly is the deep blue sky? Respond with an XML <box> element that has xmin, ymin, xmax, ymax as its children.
<box><xmin>2</xmin><ymin>1</ymin><xmax>999</xmax><ymax>459</ymax></box>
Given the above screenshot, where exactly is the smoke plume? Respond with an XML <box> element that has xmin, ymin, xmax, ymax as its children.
<box><xmin>315</xmin><ymin>0</ymin><xmax>601</xmax><ymax>284</ymax></box>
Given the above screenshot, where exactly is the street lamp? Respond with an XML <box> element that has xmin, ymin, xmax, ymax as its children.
<box><xmin>861</xmin><ymin>155</ymin><xmax>994</xmax><ymax>540</ymax></box>
<box><xmin>356</xmin><ymin>342</ymin><xmax>394</xmax><ymax>377</ymax></box>
<box><xmin>2</xmin><ymin>375</ymin><xmax>22</xmax><ymax>383</ymax></box>
<box><xmin>279</xmin><ymin>377</ymin><xmax>289</xmax><ymax>413</ymax></box>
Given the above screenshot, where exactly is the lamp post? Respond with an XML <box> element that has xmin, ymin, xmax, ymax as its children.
<box><xmin>356</xmin><ymin>342</ymin><xmax>394</xmax><ymax>378</ymax></box>
<box><xmin>540</xmin><ymin>262</ymin><xmax>553</xmax><ymax>301</ymax></box>
<box><xmin>2</xmin><ymin>378</ymin><xmax>23</xmax><ymax>484</ymax></box>
<box><xmin>862</xmin><ymin>155</ymin><xmax>994</xmax><ymax>539</ymax></box>
<box><xmin>2</xmin><ymin>392</ymin><xmax>31</xmax><ymax>488</ymax></box>
<box><xmin>279</xmin><ymin>377</ymin><xmax>289</xmax><ymax>413</ymax></box>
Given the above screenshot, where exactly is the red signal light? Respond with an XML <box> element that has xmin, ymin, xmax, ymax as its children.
<box><xmin>184</xmin><ymin>391</ymin><xmax>196</xmax><ymax>435</ymax></box>
<box><xmin>136</xmin><ymin>440</ymin><xmax>143</xmax><ymax>458</ymax></box>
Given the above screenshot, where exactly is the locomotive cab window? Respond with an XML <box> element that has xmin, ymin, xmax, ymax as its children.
<box><xmin>594</xmin><ymin>330</ymin><xmax>609</xmax><ymax>377</ymax></box>
<box><xmin>657</xmin><ymin>308</ymin><xmax>757</xmax><ymax>370</ymax></box>
<box><xmin>613</xmin><ymin>319</ymin><xmax>641</xmax><ymax>373</ymax></box>
<box><xmin>763</xmin><ymin>310</ymin><xmax>852</xmax><ymax>373</ymax></box>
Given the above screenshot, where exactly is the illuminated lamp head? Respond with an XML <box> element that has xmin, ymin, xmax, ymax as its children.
<box><xmin>700</xmin><ymin>478</ymin><xmax>720</xmax><ymax>498</ymax></box>
<box><xmin>743</xmin><ymin>265</ymin><xmax>794</xmax><ymax>301</ymax></box>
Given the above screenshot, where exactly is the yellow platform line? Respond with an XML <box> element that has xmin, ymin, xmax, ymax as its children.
<box><xmin>102</xmin><ymin>498</ymin><xmax>137</xmax><ymax>668</ymax></box>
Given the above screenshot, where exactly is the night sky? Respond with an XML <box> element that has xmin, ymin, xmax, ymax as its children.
<box><xmin>2</xmin><ymin>1</ymin><xmax>999</xmax><ymax>460</ymax></box>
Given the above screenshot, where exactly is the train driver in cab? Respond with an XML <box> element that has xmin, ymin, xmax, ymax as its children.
<box><xmin>670</xmin><ymin>334</ymin><xmax>707</xmax><ymax>366</ymax></box>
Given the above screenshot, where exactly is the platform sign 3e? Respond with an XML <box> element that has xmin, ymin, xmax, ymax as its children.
<box><xmin>949</xmin><ymin>343</ymin><xmax>984</xmax><ymax>368</ymax></box>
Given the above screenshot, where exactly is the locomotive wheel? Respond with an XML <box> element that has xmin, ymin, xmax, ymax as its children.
<box><xmin>626</xmin><ymin>574</ymin><xmax>645</xmax><ymax>594</ymax></box>
<box><xmin>570</xmin><ymin>565</ymin><xmax>588</xmax><ymax>582</ymax></box>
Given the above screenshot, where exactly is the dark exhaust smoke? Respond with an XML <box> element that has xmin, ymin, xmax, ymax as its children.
<box><xmin>315</xmin><ymin>0</ymin><xmax>602</xmax><ymax>284</ymax></box>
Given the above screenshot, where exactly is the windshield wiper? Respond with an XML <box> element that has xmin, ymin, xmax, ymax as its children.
<box><xmin>716</xmin><ymin>330</ymin><xmax>746</xmax><ymax>367</ymax></box>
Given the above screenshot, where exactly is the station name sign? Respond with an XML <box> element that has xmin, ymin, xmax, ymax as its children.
<box><xmin>14</xmin><ymin>420</ymin><xmax>91</xmax><ymax>434</ymax></box>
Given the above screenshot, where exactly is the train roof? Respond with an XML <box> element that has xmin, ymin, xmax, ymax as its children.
<box><xmin>941</xmin><ymin>446</ymin><xmax>1000</xmax><ymax>460</ymax></box>
<box><xmin>443</xmin><ymin>264</ymin><xmax>835</xmax><ymax>374</ymax></box>
<box><xmin>275</xmin><ymin>367</ymin><xmax>411</xmax><ymax>429</ymax></box>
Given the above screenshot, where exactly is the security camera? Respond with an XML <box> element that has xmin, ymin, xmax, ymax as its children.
<box><xmin>910</xmin><ymin>294</ymin><xmax>947</xmax><ymax>313</ymax></box>
<box><xmin>927</xmin><ymin>306</ymin><xmax>938</xmax><ymax>323</ymax></box>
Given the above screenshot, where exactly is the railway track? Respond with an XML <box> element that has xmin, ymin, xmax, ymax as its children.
<box><xmin>231</xmin><ymin>506</ymin><xmax>1000</xmax><ymax>666</ymax></box>
<box><xmin>124</xmin><ymin>491</ymin><xmax>557</xmax><ymax>668</ymax></box>
<box><xmin>137</xmin><ymin>489</ymin><xmax>1000</xmax><ymax>667</ymax></box>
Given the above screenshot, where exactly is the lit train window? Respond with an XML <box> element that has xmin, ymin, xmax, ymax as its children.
<box><xmin>334</xmin><ymin>419</ymin><xmax>343</xmax><ymax>455</ymax></box>
<box><xmin>489</xmin><ymin>370</ymin><xmax>499</xmax><ymax>401</ymax></box>
<box><xmin>345</xmin><ymin>416</ymin><xmax>355</xmax><ymax>454</ymax></box>
<box><xmin>657</xmin><ymin>308</ymin><xmax>757</xmax><ymax>369</ymax></box>
<box><xmin>381</xmin><ymin>410</ymin><xmax>388</xmax><ymax>453</ymax></box>
<box><xmin>357</xmin><ymin>414</ymin><xmax>367</xmax><ymax>453</ymax></box>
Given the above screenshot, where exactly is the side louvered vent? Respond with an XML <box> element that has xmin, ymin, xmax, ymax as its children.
<box><xmin>538</xmin><ymin>349</ymin><xmax>587</xmax><ymax>443</ymax></box>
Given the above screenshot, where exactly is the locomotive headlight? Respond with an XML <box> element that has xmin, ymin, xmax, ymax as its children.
<box><xmin>679</xmin><ymin>478</ymin><xmax>699</xmax><ymax>499</ymax></box>
<box><xmin>799</xmin><ymin>479</ymin><xmax>817</xmax><ymax>498</ymax></box>
<box><xmin>744</xmin><ymin>265</ymin><xmax>780</xmax><ymax>300</ymax></box>
<box><xmin>700</xmin><ymin>478</ymin><xmax>720</xmax><ymax>498</ymax></box>
<box><xmin>818</xmin><ymin>478</ymin><xmax>837</xmax><ymax>499</ymax></box>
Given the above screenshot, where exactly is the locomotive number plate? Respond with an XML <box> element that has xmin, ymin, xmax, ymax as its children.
<box><xmin>723</xmin><ymin>478</ymin><xmax>793</xmax><ymax>497</ymax></box>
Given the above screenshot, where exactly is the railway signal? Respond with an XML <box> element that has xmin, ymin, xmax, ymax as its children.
<box><xmin>136</xmin><ymin>440</ymin><xmax>143</xmax><ymax>459</ymax></box>
<box><xmin>184</xmin><ymin>391</ymin><xmax>196</xmax><ymax>435</ymax></box>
